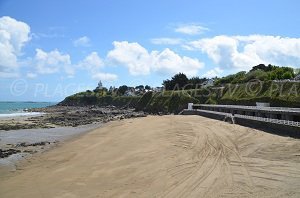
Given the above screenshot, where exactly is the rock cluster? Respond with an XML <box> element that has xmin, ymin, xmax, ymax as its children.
<box><xmin>0</xmin><ymin>148</ymin><xmax>21</xmax><ymax>158</ymax></box>
<box><xmin>29</xmin><ymin>106</ymin><xmax>147</xmax><ymax>127</ymax></box>
<box><xmin>0</xmin><ymin>122</ymin><xmax>52</xmax><ymax>131</ymax></box>
<box><xmin>0</xmin><ymin>105</ymin><xmax>147</xmax><ymax>131</ymax></box>
<box><xmin>0</xmin><ymin>141</ymin><xmax>54</xmax><ymax>158</ymax></box>
<box><xmin>15</xmin><ymin>141</ymin><xmax>51</xmax><ymax>147</ymax></box>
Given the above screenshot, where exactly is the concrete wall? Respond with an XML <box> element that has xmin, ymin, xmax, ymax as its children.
<box><xmin>182</xmin><ymin>110</ymin><xmax>225</xmax><ymax>121</ymax></box>
<box><xmin>196</xmin><ymin>111</ymin><xmax>225</xmax><ymax>121</ymax></box>
<box><xmin>234</xmin><ymin>117</ymin><xmax>300</xmax><ymax>138</ymax></box>
<box><xmin>182</xmin><ymin>109</ymin><xmax>300</xmax><ymax>138</ymax></box>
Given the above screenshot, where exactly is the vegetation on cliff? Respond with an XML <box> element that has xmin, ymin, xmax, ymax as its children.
<box><xmin>135</xmin><ymin>91</ymin><xmax>199</xmax><ymax>114</ymax></box>
<box><xmin>215</xmin><ymin>64</ymin><xmax>296</xmax><ymax>85</ymax></box>
<box><xmin>60</xmin><ymin>64</ymin><xmax>300</xmax><ymax>113</ymax></box>
<box><xmin>186</xmin><ymin>81</ymin><xmax>300</xmax><ymax>107</ymax></box>
<box><xmin>60</xmin><ymin>92</ymin><xmax>140</xmax><ymax>108</ymax></box>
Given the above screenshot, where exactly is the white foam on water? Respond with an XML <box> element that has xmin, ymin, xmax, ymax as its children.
<box><xmin>0</xmin><ymin>112</ymin><xmax>44</xmax><ymax>118</ymax></box>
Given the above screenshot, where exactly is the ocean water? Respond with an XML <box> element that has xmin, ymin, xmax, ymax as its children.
<box><xmin>0</xmin><ymin>101</ymin><xmax>56</xmax><ymax>117</ymax></box>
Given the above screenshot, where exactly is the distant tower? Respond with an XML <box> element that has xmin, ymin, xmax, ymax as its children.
<box><xmin>97</xmin><ymin>80</ymin><xmax>103</xmax><ymax>89</ymax></box>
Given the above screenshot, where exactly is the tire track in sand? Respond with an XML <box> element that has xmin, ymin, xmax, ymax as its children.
<box><xmin>162</xmin><ymin>121</ymin><xmax>255</xmax><ymax>198</ymax></box>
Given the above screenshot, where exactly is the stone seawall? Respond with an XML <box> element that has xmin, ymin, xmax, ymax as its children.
<box><xmin>181</xmin><ymin>109</ymin><xmax>300</xmax><ymax>138</ymax></box>
<box><xmin>182</xmin><ymin>110</ymin><xmax>225</xmax><ymax>121</ymax></box>
<box><xmin>234</xmin><ymin>117</ymin><xmax>300</xmax><ymax>138</ymax></box>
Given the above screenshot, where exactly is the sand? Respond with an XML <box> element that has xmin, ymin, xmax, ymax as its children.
<box><xmin>0</xmin><ymin>115</ymin><xmax>300</xmax><ymax>197</ymax></box>
<box><xmin>0</xmin><ymin>122</ymin><xmax>103</xmax><ymax>173</ymax></box>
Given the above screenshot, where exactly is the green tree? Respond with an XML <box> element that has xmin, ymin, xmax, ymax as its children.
<box><xmin>282</xmin><ymin>71</ymin><xmax>293</xmax><ymax>79</ymax></box>
<box><xmin>275</xmin><ymin>68</ymin><xmax>285</xmax><ymax>79</ymax></box>
<box><xmin>163</xmin><ymin>73</ymin><xmax>189</xmax><ymax>90</ymax></box>
<box><xmin>250</xmin><ymin>64</ymin><xmax>275</xmax><ymax>72</ymax></box>
<box><xmin>245</xmin><ymin>70</ymin><xmax>267</xmax><ymax>81</ymax></box>
<box><xmin>145</xmin><ymin>85</ymin><xmax>151</xmax><ymax>90</ymax></box>
<box><xmin>135</xmin><ymin>85</ymin><xmax>144</xmax><ymax>90</ymax></box>
<box><xmin>93</xmin><ymin>87</ymin><xmax>108</xmax><ymax>96</ymax></box>
<box><xmin>188</xmin><ymin>77</ymin><xmax>207</xmax><ymax>88</ymax></box>
<box><xmin>216</xmin><ymin>74</ymin><xmax>236</xmax><ymax>85</ymax></box>
<box><xmin>117</xmin><ymin>85</ymin><xmax>128</xmax><ymax>95</ymax></box>
<box><xmin>231</xmin><ymin>71</ymin><xmax>246</xmax><ymax>83</ymax></box>
<box><xmin>268</xmin><ymin>72</ymin><xmax>277</xmax><ymax>80</ymax></box>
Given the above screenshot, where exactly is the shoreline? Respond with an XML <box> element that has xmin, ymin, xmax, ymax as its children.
<box><xmin>0</xmin><ymin>105</ymin><xmax>147</xmax><ymax>130</ymax></box>
<box><xmin>0</xmin><ymin>105</ymin><xmax>147</xmax><ymax>173</ymax></box>
<box><xmin>0</xmin><ymin>112</ymin><xmax>45</xmax><ymax>118</ymax></box>
<box><xmin>0</xmin><ymin>122</ymin><xmax>103</xmax><ymax>175</ymax></box>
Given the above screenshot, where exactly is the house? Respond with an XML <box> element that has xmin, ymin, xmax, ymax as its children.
<box><xmin>124</xmin><ymin>88</ymin><xmax>136</xmax><ymax>96</ymax></box>
<box><xmin>201</xmin><ymin>79</ymin><xmax>214</xmax><ymax>87</ymax></box>
<box><xmin>153</xmin><ymin>87</ymin><xmax>164</xmax><ymax>92</ymax></box>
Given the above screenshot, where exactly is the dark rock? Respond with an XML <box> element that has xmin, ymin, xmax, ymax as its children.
<box><xmin>0</xmin><ymin>148</ymin><xmax>21</xmax><ymax>158</ymax></box>
<box><xmin>16</xmin><ymin>141</ymin><xmax>51</xmax><ymax>147</ymax></box>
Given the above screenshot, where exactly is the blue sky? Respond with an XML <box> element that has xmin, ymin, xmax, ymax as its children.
<box><xmin>0</xmin><ymin>0</ymin><xmax>300</xmax><ymax>102</ymax></box>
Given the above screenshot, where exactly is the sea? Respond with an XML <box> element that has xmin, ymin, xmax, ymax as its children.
<box><xmin>0</xmin><ymin>101</ymin><xmax>56</xmax><ymax>117</ymax></box>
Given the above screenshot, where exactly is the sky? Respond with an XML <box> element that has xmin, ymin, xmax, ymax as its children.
<box><xmin>0</xmin><ymin>0</ymin><xmax>300</xmax><ymax>102</ymax></box>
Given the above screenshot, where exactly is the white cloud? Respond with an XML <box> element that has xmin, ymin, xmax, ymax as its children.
<box><xmin>0</xmin><ymin>16</ymin><xmax>30</xmax><ymax>78</ymax></box>
<box><xmin>203</xmin><ymin>67</ymin><xmax>223</xmax><ymax>78</ymax></box>
<box><xmin>175</xmin><ymin>24</ymin><xmax>209</xmax><ymax>35</ymax></box>
<box><xmin>152</xmin><ymin>48</ymin><xmax>204</xmax><ymax>76</ymax></box>
<box><xmin>78</xmin><ymin>52</ymin><xmax>118</xmax><ymax>82</ymax></box>
<box><xmin>151</xmin><ymin>38</ymin><xmax>183</xmax><ymax>45</ymax></box>
<box><xmin>189</xmin><ymin>35</ymin><xmax>300</xmax><ymax>70</ymax></box>
<box><xmin>92</xmin><ymin>72</ymin><xmax>118</xmax><ymax>81</ymax></box>
<box><xmin>107</xmin><ymin>41</ymin><xmax>204</xmax><ymax>76</ymax></box>
<box><xmin>33</xmin><ymin>49</ymin><xmax>74</xmax><ymax>76</ymax></box>
<box><xmin>107</xmin><ymin>41</ymin><xmax>152</xmax><ymax>75</ymax></box>
<box><xmin>77</xmin><ymin>52</ymin><xmax>104</xmax><ymax>72</ymax></box>
<box><xmin>73</xmin><ymin>36</ymin><xmax>91</xmax><ymax>47</ymax></box>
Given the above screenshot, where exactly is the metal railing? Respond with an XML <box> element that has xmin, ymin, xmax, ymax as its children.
<box><xmin>235</xmin><ymin>114</ymin><xmax>300</xmax><ymax>127</ymax></box>
<box><xmin>193</xmin><ymin>104</ymin><xmax>300</xmax><ymax>113</ymax></box>
<box><xmin>193</xmin><ymin>109</ymin><xmax>230</xmax><ymax>116</ymax></box>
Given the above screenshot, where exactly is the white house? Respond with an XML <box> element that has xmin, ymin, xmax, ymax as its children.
<box><xmin>153</xmin><ymin>87</ymin><xmax>164</xmax><ymax>92</ymax></box>
<box><xmin>124</xmin><ymin>89</ymin><xmax>136</xmax><ymax>96</ymax></box>
<box><xmin>201</xmin><ymin>79</ymin><xmax>215</xmax><ymax>87</ymax></box>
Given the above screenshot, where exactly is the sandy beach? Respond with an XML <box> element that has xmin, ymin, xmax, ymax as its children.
<box><xmin>0</xmin><ymin>115</ymin><xmax>300</xmax><ymax>197</ymax></box>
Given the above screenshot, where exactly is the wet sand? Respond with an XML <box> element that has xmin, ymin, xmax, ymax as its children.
<box><xmin>0</xmin><ymin>123</ymin><xmax>102</xmax><ymax>174</ymax></box>
<box><xmin>0</xmin><ymin>115</ymin><xmax>299</xmax><ymax>197</ymax></box>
